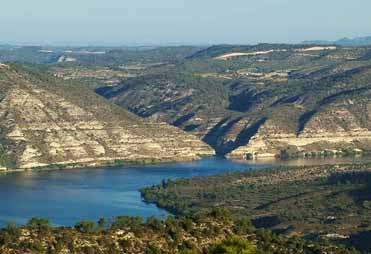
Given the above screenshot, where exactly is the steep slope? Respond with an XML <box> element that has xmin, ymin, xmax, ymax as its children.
<box><xmin>228</xmin><ymin>65</ymin><xmax>371</xmax><ymax>159</ymax></box>
<box><xmin>0</xmin><ymin>64</ymin><xmax>214</xmax><ymax>170</ymax></box>
<box><xmin>97</xmin><ymin>44</ymin><xmax>371</xmax><ymax>159</ymax></box>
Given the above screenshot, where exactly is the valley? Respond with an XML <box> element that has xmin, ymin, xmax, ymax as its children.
<box><xmin>89</xmin><ymin>44</ymin><xmax>371</xmax><ymax>160</ymax></box>
<box><xmin>1</xmin><ymin>0</ymin><xmax>371</xmax><ymax>253</ymax></box>
<box><xmin>1</xmin><ymin>41</ymin><xmax>371</xmax><ymax>253</ymax></box>
<box><xmin>0</xmin><ymin>157</ymin><xmax>365</xmax><ymax>254</ymax></box>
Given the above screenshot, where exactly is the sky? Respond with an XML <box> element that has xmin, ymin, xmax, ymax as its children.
<box><xmin>0</xmin><ymin>0</ymin><xmax>370</xmax><ymax>46</ymax></box>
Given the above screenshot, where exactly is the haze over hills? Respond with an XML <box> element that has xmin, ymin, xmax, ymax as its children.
<box><xmin>1</xmin><ymin>35</ymin><xmax>371</xmax><ymax>66</ymax></box>
<box><xmin>0</xmin><ymin>64</ymin><xmax>214</xmax><ymax>170</ymax></box>
<box><xmin>0</xmin><ymin>45</ymin><xmax>204</xmax><ymax>65</ymax></box>
<box><xmin>303</xmin><ymin>35</ymin><xmax>371</xmax><ymax>46</ymax></box>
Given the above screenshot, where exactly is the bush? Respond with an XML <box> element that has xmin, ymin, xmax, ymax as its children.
<box><xmin>146</xmin><ymin>216</ymin><xmax>164</xmax><ymax>231</ymax></box>
<box><xmin>74</xmin><ymin>220</ymin><xmax>99</xmax><ymax>233</ymax></box>
<box><xmin>210</xmin><ymin>207</ymin><xmax>231</xmax><ymax>220</ymax></box>
<box><xmin>210</xmin><ymin>237</ymin><xmax>256</xmax><ymax>254</ymax></box>
<box><xmin>98</xmin><ymin>217</ymin><xmax>107</xmax><ymax>229</ymax></box>
<box><xmin>26</xmin><ymin>217</ymin><xmax>51</xmax><ymax>234</ymax></box>
<box><xmin>5</xmin><ymin>221</ymin><xmax>19</xmax><ymax>235</ymax></box>
<box><xmin>234</xmin><ymin>217</ymin><xmax>254</xmax><ymax>235</ymax></box>
<box><xmin>146</xmin><ymin>244</ymin><xmax>163</xmax><ymax>254</ymax></box>
<box><xmin>111</xmin><ymin>216</ymin><xmax>144</xmax><ymax>234</ymax></box>
<box><xmin>0</xmin><ymin>144</ymin><xmax>16</xmax><ymax>169</ymax></box>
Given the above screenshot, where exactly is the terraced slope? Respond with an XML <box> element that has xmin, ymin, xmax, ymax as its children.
<box><xmin>0</xmin><ymin>64</ymin><xmax>214</xmax><ymax>170</ymax></box>
<box><xmin>97</xmin><ymin>44</ymin><xmax>371</xmax><ymax>159</ymax></box>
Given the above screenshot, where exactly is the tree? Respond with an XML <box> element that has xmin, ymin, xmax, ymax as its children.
<box><xmin>210</xmin><ymin>207</ymin><xmax>231</xmax><ymax>220</ymax></box>
<box><xmin>111</xmin><ymin>216</ymin><xmax>144</xmax><ymax>234</ymax></box>
<box><xmin>5</xmin><ymin>221</ymin><xmax>19</xmax><ymax>235</ymax></box>
<box><xmin>26</xmin><ymin>217</ymin><xmax>51</xmax><ymax>234</ymax></box>
<box><xmin>74</xmin><ymin>220</ymin><xmax>99</xmax><ymax>233</ymax></box>
<box><xmin>234</xmin><ymin>217</ymin><xmax>254</xmax><ymax>235</ymax></box>
<box><xmin>146</xmin><ymin>216</ymin><xmax>164</xmax><ymax>231</ymax></box>
<box><xmin>98</xmin><ymin>217</ymin><xmax>107</xmax><ymax>229</ymax></box>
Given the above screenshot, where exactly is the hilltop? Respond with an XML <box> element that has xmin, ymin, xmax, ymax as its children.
<box><xmin>0</xmin><ymin>64</ymin><xmax>214</xmax><ymax>170</ymax></box>
<box><xmin>0</xmin><ymin>45</ymin><xmax>203</xmax><ymax>65</ymax></box>
<box><xmin>304</xmin><ymin>36</ymin><xmax>371</xmax><ymax>47</ymax></box>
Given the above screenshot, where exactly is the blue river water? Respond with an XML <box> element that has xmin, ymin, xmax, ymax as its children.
<box><xmin>0</xmin><ymin>156</ymin><xmax>369</xmax><ymax>227</ymax></box>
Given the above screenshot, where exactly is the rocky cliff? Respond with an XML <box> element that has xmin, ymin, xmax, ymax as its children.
<box><xmin>0</xmin><ymin>64</ymin><xmax>214</xmax><ymax>170</ymax></box>
<box><xmin>96</xmin><ymin>44</ymin><xmax>371</xmax><ymax>159</ymax></box>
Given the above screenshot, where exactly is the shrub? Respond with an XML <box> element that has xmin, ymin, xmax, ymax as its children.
<box><xmin>26</xmin><ymin>217</ymin><xmax>51</xmax><ymax>234</ymax></box>
<box><xmin>146</xmin><ymin>244</ymin><xmax>163</xmax><ymax>254</ymax></box>
<box><xmin>210</xmin><ymin>207</ymin><xmax>231</xmax><ymax>220</ymax></box>
<box><xmin>234</xmin><ymin>217</ymin><xmax>254</xmax><ymax>235</ymax></box>
<box><xmin>98</xmin><ymin>217</ymin><xmax>107</xmax><ymax>229</ymax></box>
<box><xmin>146</xmin><ymin>216</ymin><xmax>164</xmax><ymax>231</ymax></box>
<box><xmin>111</xmin><ymin>216</ymin><xmax>144</xmax><ymax>234</ymax></box>
<box><xmin>5</xmin><ymin>221</ymin><xmax>19</xmax><ymax>235</ymax></box>
<box><xmin>210</xmin><ymin>237</ymin><xmax>256</xmax><ymax>254</ymax></box>
<box><xmin>74</xmin><ymin>220</ymin><xmax>99</xmax><ymax>233</ymax></box>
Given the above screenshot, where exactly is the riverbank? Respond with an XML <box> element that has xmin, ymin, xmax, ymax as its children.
<box><xmin>141</xmin><ymin>162</ymin><xmax>371</xmax><ymax>252</ymax></box>
<box><xmin>0</xmin><ymin>158</ymin><xmax>262</xmax><ymax>227</ymax></box>
<box><xmin>0</xmin><ymin>156</ymin><xmax>206</xmax><ymax>174</ymax></box>
<box><xmin>0</xmin><ymin>158</ymin><xmax>365</xmax><ymax>253</ymax></box>
<box><xmin>3</xmin><ymin>153</ymin><xmax>371</xmax><ymax>175</ymax></box>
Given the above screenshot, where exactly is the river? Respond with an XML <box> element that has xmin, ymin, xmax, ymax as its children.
<box><xmin>0</xmin><ymin>156</ymin><xmax>369</xmax><ymax>227</ymax></box>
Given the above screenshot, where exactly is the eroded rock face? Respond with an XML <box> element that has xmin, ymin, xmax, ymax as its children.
<box><xmin>96</xmin><ymin>46</ymin><xmax>371</xmax><ymax>160</ymax></box>
<box><xmin>227</xmin><ymin>104</ymin><xmax>371</xmax><ymax>159</ymax></box>
<box><xmin>0</xmin><ymin>66</ymin><xmax>214</xmax><ymax>169</ymax></box>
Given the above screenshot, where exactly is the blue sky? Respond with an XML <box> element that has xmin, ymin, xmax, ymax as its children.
<box><xmin>0</xmin><ymin>0</ymin><xmax>370</xmax><ymax>45</ymax></box>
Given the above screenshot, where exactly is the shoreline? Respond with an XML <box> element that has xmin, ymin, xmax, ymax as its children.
<box><xmin>0</xmin><ymin>155</ymin><xmax>214</xmax><ymax>175</ymax></box>
<box><xmin>2</xmin><ymin>154</ymin><xmax>371</xmax><ymax>175</ymax></box>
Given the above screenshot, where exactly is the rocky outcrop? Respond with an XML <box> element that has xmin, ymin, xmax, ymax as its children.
<box><xmin>228</xmin><ymin>104</ymin><xmax>371</xmax><ymax>159</ymax></box>
<box><xmin>0</xmin><ymin>65</ymin><xmax>214</xmax><ymax>170</ymax></box>
<box><xmin>227</xmin><ymin>130</ymin><xmax>371</xmax><ymax>159</ymax></box>
<box><xmin>95</xmin><ymin>45</ymin><xmax>371</xmax><ymax>160</ymax></box>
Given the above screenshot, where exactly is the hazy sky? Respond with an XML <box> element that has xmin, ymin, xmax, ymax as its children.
<box><xmin>1</xmin><ymin>0</ymin><xmax>370</xmax><ymax>45</ymax></box>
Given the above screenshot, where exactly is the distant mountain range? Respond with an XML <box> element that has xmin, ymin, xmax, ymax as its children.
<box><xmin>303</xmin><ymin>36</ymin><xmax>371</xmax><ymax>46</ymax></box>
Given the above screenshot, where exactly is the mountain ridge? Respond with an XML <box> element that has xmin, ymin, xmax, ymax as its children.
<box><xmin>303</xmin><ymin>35</ymin><xmax>371</xmax><ymax>46</ymax></box>
<box><xmin>97</xmin><ymin>44</ymin><xmax>371</xmax><ymax>159</ymax></box>
<box><xmin>0</xmin><ymin>64</ymin><xmax>214</xmax><ymax>170</ymax></box>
